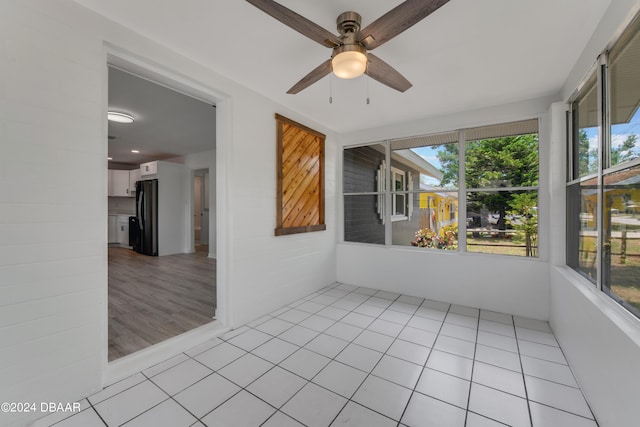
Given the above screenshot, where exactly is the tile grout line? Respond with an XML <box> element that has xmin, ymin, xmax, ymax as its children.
<box><xmin>52</xmin><ymin>283</ymin><xmax>596</xmax><ymax>427</ymax></box>
<box><xmin>265</xmin><ymin>286</ymin><xmax>429</xmax><ymax>425</ymax></box>
<box><xmin>543</xmin><ymin>328</ymin><xmax>601</xmax><ymax>426</ymax></box>
<box><xmin>394</xmin><ymin>303</ymin><xmax>452</xmax><ymax>427</ymax></box>
<box><xmin>206</xmin><ymin>300</ymin><xmax>355</xmax><ymax>427</ymax></box>
<box><xmin>141</xmin><ymin>365</ymin><xmax>215</xmax><ymax>426</ymax></box>
<box><xmin>513</xmin><ymin>315</ymin><xmax>535</xmax><ymax>427</ymax></box>
<box><xmin>324</xmin><ymin>290</ymin><xmax>408</xmax><ymax>427</ymax></box>
<box><xmin>252</xmin><ymin>291</ymin><xmax>588</xmax><ymax>422</ymax></box>
<box><xmin>199</xmin><ymin>284</ymin><xmax>394</xmax><ymax>427</ymax></box>
<box><xmin>266</xmin><ymin>284</ymin><xmax>405</xmax><ymax>426</ymax></box>
<box><xmin>463</xmin><ymin>308</ymin><xmax>481</xmax><ymax>426</ymax></box>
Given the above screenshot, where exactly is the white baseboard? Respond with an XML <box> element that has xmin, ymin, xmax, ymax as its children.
<box><xmin>107</xmin><ymin>321</ymin><xmax>228</xmax><ymax>385</ymax></box>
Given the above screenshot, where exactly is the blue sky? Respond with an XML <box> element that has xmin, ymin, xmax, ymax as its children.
<box><xmin>586</xmin><ymin>107</ymin><xmax>640</xmax><ymax>155</ymax></box>
<box><xmin>412</xmin><ymin>145</ymin><xmax>445</xmax><ymax>187</ymax></box>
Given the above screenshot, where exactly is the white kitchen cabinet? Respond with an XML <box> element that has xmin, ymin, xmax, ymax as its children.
<box><xmin>108</xmin><ymin>215</ymin><xmax>117</xmax><ymax>243</ymax></box>
<box><xmin>129</xmin><ymin>168</ymin><xmax>141</xmax><ymax>194</ymax></box>
<box><xmin>111</xmin><ymin>170</ymin><xmax>131</xmax><ymax>197</ymax></box>
<box><xmin>140</xmin><ymin>161</ymin><xmax>158</xmax><ymax>177</ymax></box>
<box><xmin>108</xmin><ymin>169</ymin><xmax>137</xmax><ymax>197</ymax></box>
<box><xmin>117</xmin><ymin>215</ymin><xmax>130</xmax><ymax>246</ymax></box>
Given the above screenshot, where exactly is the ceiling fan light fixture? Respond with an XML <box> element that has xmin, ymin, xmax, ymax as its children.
<box><xmin>331</xmin><ymin>45</ymin><xmax>367</xmax><ymax>79</ymax></box>
<box><xmin>107</xmin><ymin>111</ymin><xmax>135</xmax><ymax>124</ymax></box>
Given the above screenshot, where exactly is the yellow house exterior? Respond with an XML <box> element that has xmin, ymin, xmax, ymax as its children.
<box><xmin>418</xmin><ymin>185</ymin><xmax>458</xmax><ymax>234</ymax></box>
<box><xmin>582</xmin><ymin>170</ymin><xmax>640</xmax><ymax>228</ymax></box>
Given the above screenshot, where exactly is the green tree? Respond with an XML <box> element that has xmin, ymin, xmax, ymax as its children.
<box><xmin>434</xmin><ymin>143</ymin><xmax>459</xmax><ymax>188</ymax></box>
<box><xmin>508</xmin><ymin>192</ymin><xmax>538</xmax><ymax>257</ymax></box>
<box><xmin>578</xmin><ymin>129</ymin><xmax>594</xmax><ymax>176</ymax></box>
<box><xmin>436</xmin><ymin>134</ymin><xmax>539</xmax><ymax>232</ymax></box>
<box><xmin>465</xmin><ymin>134</ymin><xmax>538</xmax><ymax>230</ymax></box>
<box><xmin>611</xmin><ymin>134</ymin><xmax>638</xmax><ymax>165</ymax></box>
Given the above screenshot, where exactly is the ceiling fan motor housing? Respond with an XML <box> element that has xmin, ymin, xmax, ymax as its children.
<box><xmin>336</xmin><ymin>11</ymin><xmax>361</xmax><ymax>34</ymax></box>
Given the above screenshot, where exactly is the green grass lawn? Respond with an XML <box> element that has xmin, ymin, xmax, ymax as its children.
<box><xmin>466</xmin><ymin>234</ymin><xmax>532</xmax><ymax>257</ymax></box>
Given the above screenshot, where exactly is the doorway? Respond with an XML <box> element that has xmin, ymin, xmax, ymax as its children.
<box><xmin>106</xmin><ymin>65</ymin><xmax>218</xmax><ymax>361</ymax></box>
<box><xmin>193</xmin><ymin>169</ymin><xmax>209</xmax><ymax>248</ymax></box>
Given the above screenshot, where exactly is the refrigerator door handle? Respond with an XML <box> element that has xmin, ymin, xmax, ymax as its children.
<box><xmin>137</xmin><ymin>188</ymin><xmax>144</xmax><ymax>230</ymax></box>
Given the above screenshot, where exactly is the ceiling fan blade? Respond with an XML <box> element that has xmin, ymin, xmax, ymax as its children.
<box><xmin>287</xmin><ymin>59</ymin><xmax>332</xmax><ymax>94</ymax></box>
<box><xmin>366</xmin><ymin>53</ymin><xmax>412</xmax><ymax>92</ymax></box>
<box><xmin>246</xmin><ymin>0</ymin><xmax>342</xmax><ymax>48</ymax></box>
<box><xmin>357</xmin><ymin>0</ymin><xmax>450</xmax><ymax>50</ymax></box>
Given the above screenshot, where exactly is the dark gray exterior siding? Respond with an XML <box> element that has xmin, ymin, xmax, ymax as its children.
<box><xmin>343</xmin><ymin>146</ymin><xmax>421</xmax><ymax>245</ymax></box>
<box><xmin>343</xmin><ymin>146</ymin><xmax>385</xmax><ymax>244</ymax></box>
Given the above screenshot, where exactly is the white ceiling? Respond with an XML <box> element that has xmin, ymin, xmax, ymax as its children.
<box><xmin>81</xmin><ymin>0</ymin><xmax>612</xmax><ymax>134</ymax></box>
<box><xmin>108</xmin><ymin>67</ymin><xmax>216</xmax><ymax>165</ymax></box>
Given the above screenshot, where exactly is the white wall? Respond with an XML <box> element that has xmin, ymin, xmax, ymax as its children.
<box><xmin>227</xmin><ymin>92</ymin><xmax>338</xmax><ymax>327</ymax></box>
<box><xmin>337</xmin><ymin>97</ymin><xmax>554</xmax><ymax>320</ymax></box>
<box><xmin>338</xmin><ymin>245</ymin><xmax>550</xmax><ymax>319</ymax></box>
<box><xmin>550</xmin><ymin>1</ymin><xmax>640</xmax><ymax>423</ymax></box>
<box><xmin>157</xmin><ymin>161</ymin><xmax>187</xmax><ymax>256</ymax></box>
<box><xmin>0</xmin><ymin>1</ymin><xmax>337</xmax><ymax>426</ymax></box>
<box><xmin>0</xmin><ymin>2</ymin><xmax>105</xmax><ymax>426</ymax></box>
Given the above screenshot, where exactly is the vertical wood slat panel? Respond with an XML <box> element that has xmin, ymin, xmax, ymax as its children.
<box><xmin>275</xmin><ymin>114</ymin><xmax>326</xmax><ymax>236</ymax></box>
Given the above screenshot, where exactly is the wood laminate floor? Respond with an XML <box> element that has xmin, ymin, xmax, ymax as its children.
<box><xmin>108</xmin><ymin>245</ymin><xmax>216</xmax><ymax>361</ymax></box>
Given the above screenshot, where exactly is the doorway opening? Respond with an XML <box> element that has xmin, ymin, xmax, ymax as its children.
<box><xmin>193</xmin><ymin>169</ymin><xmax>210</xmax><ymax>249</ymax></box>
<box><xmin>107</xmin><ymin>66</ymin><xmax>218</xmax><ymax>361</ymax></box>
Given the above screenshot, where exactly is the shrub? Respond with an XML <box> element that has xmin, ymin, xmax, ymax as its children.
<box><xmin>411</xmin><ymin>226</ymin><xmax>458</xmax><ymax>250</ymax></box>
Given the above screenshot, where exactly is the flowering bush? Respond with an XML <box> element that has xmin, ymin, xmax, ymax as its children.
<box><xmin>410</xmin><ymin>226</ymin><xmax>458</xmax><ymax>250</ymax></box>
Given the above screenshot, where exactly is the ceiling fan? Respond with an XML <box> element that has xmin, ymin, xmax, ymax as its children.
<box><xmin>246</xmin><ymin>0</ymin><xmax>450</xmax><ymax>94</ymax></box>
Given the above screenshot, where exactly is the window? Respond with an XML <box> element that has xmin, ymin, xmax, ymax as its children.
<box><xmin>465</xmin><ymin>121</ymin><xmax>539</xmax><ymax>256</ymax></box>
<box><xmin>602</xmin><ymin>165</ymin><xmax>640</xmax><ymax>318</ymax></box>
<box><xmin>343</xmin><ymin>119</ymin><xmax>539</xmax><ymax>256</ymax></box>
<box><xmin>609</xmin><ymin>23</ymin><xmax>640</xmax><ymax>166</ymax></box>
<box><xmin>570</xmin><ymin>74</ymin><xmax>599</xmax><ymax>179</ymax></box>
<box><xmin>391</xmin><ymin>132</ymin><xmax>459</xmax><ymax>249</ymax></box>
<box><xmin>343</xmin><ymin>144</ymin><xmax>386</xmax><ymax>245</ymax></box>
<box><xmin>567</xmin><ymin>15</ymin><xmax>640</xmax><ymax>320</ymax></box>
<box><xmin>391</xmin><ymin>167</ymin><xmax>407</xmax><ymax>219</ymax></box>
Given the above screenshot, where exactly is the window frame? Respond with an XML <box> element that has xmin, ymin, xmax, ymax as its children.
<box><xmin>342</xmin><ymin>120</ymin><xmax>540</xmax><ymax>258</ymax></box>
<box><xmin>566</xmin><ymin>13</ymin><xmax>640</xmax><ymax>321</ymax></box>
<box><xmin>391</xmin><ymin>166</ymin><xmax>408</xmax><ymax>221</ymax></box>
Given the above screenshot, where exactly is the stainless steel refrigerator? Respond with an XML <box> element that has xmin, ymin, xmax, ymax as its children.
<box><xmin>133</xmin><ymin>179</ymin><xmax>158</xmax><ymax>256</ymax></box>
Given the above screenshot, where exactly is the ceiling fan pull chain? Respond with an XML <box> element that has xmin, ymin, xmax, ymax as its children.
<box><xmin>329</xmin><ymin>72</ymin><xmax>333</xmax><ymax>104</ymax></box>
<box><xmin>366</xmin><ymin>64</ymin><xmax>370</xmax><ymax>105</ymax></box>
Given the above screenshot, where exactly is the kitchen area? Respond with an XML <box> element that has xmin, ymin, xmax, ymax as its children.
<box><xmin>107</xmin><ymin>166</ymin><xmax>139</xmax><ymax>249</ymax></box>
<box><xmin>107</xmin><ymin>65</ymin><xmax>217</xmax><ymax>360</ymax></box>
<box><xmin>108</xmin><ymin>159</ymin><xmax>186</xmax><ymax>257</ymax></box>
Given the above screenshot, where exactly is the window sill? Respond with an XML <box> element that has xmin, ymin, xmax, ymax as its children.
<box><xmin>391</xmin><ymin>215</ymin><xmax>408</xmax><ymax>222</ymax></box>
<box><xmin>552</xmin><ymin>265</ymin><xmax>640</xmax><ymax>347</ymax></box>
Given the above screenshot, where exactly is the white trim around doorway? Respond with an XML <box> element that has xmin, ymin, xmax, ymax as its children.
<box><xmin>103</xmin><ymin>44</ymin><xmax>231</xmax><ymax>383</ymax></box>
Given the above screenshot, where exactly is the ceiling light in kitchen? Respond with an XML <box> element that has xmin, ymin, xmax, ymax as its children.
<box><xmin>107</xmin><ymin>111</ymin><xmax>135</xmax><ymax>123</ymax></box>
<box><xmin>131</xmin><ymin>150</ymin><xmax>139</xmax><ymax>153</ymax></box>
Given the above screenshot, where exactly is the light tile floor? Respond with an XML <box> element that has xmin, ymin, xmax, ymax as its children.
<box><xmin>37</xmin><ymin>283</ymin><xmax>599</xmax><ymax>427</ymax></box>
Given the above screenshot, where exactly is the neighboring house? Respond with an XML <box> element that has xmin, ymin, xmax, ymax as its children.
<box><xmin>418</xmin><ymin>183</ymin><xmax>458</xmax><ymax>234</ymax></box>
<box><xmin>343</xmin><ymin>145</ymin><xmax>444</xmax><ymax>245</ymax></box>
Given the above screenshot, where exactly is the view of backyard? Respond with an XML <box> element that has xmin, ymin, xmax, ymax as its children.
<box><xmin>408</xmin><ymin>130</ymin><xmax>539</xmax><ymax>257</ymax></box>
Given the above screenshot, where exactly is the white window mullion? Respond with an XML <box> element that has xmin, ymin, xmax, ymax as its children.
<box><xmin>596</xmin><ymin>56</ymin><xmax>607</xmax><ymax>291</ymax></box>
<box><xmin>384</xmin><ymin>140</ymin><xmax>392</xmax><ymax>246</ymax></box>
<box><xmin>407</xmin><ymin>171</ymin><xmax>414</xmax><ymax>220</ymax></box>
<box><xmin>458</xmin><ymin>130</ymin><xmax>467</xmax><ymax>252</ymax></box>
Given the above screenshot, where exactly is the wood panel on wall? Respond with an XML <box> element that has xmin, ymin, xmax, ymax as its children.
<box><xmin>275</xmin><ymin>114</ymin><xmax>326</xmax><ymax>236</ymax></box>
